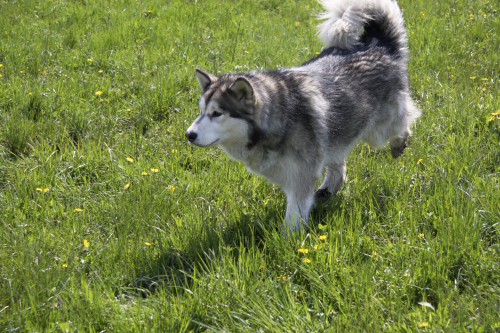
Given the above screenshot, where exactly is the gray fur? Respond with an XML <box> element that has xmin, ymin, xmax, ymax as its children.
<box><xmin>186</xmin><ymin>0</ymin><xmax>421</xmax><ymax>231</ymax></box>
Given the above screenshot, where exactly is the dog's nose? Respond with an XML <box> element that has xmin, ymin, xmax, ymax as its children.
<box><xmin>186</xmin><ymin>131</ymin><xmax>197</xmax><ymax>142</ymax></box>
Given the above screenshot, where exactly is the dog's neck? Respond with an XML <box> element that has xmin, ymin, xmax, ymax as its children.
<box><xmin>221</xmin><ymin>141</ymin><xmax>276</xmax><ymax>176</ymax></box>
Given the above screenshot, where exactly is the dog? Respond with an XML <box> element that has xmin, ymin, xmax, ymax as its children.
<box><xmin>186</xmin><ymin>0</ymin><xmax>421</xmax><ymax>231</ymax></box>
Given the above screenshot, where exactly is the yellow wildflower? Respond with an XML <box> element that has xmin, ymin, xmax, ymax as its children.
<box><xmin>302</xmin><ymin>258</ymin><xmax>312</xmax><ymax>264</ymax></box>
<box><xmin>487</xmin><ymin>110</ymin><xmax>500</xmax><ymax>124</ymax></box>
<box><xmin>144</xmin><ymin>242</ymin><xmax>153</xmax><ymax>247</ymax></box>
<box><xmin>298</xmin><ymin>248</ymin><xmax>309</xmax><ymax>255</ymax></box>
<box><xmin>95</xmin><ymin>90</ymin><xmax>104</xmax><ymax>97</ymax></box>
<box><xmin>278</xmin><ymin>274</ymin><xmax>288</xmax><ymax>282</ymax></box>
<box><xmin>141</xmin><ymin>171</ymin><xmax>149</xmax><ymax>176</ymax></box>
<box><xmin>62</xmin><ymin>264</ymin><xmax>68</xmax><ymax>268</ymax></box>
<box><xmin>319</xmin><ymin>234</ymin><xmax>328</xmax><ymax>241</ymax></box>
<box><xmin>0</xmin><ymin>64</ymin><xmax>3</xmax><ymax>68</ymax></box>
<box><xmin>150</xmin><ymin>168</ymin><xmax>159</xmax><ymax>173</ymax></box>
<box><xmin>418</xmin><ymin>322</ymin><xmax>429</xmax><ymax>328</ymax></box>
<box><xmin>73</xmin><ymin>208</ymin><xmax>84</xmax><ymax>213</ymax></box>
<box><xmin>126</xmin><ymin>157</ymin><xmax>134</xmax><ymax>163</ymax></box>
<box><xmin>83</xmin><ymin>239</ymin><xmax>90</xmax><ymax>248</ymax></box>
<box><xmin>36</xmin><ymin>187</ymin><xmax>50</xmax><ymax>193</ymax></box>
<box><xmin>124</xmin><ymin>182</ymin><xmax>131</xmax><ymax>189</ymax></box>
<box><xmin>418</xmin><ymin>233</ymin><xmax>425</xmax><ymax>239</ymax></box>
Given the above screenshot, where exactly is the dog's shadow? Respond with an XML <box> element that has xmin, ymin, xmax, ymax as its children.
<box><xmin>128</xmin><ymin>194</ymin><xmax>344</xmax><ymax>298</ymax></box>
<box><xmin>128</xmin><ymin>207</ymin><xmax>282</xmax><ymax>297</ymax></box>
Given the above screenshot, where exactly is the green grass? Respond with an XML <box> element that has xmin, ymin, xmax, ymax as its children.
<box><xmin>0</xmin><ymin>0</ymin><xmax>498</xmax><ymax>331</ymax></box>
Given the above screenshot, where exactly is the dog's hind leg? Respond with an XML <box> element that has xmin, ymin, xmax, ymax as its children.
<box><xmin>389</xmin><ymin>131</ymin><xmax>409</xmax><ymax>158</ymax></box>
<box><xmin>316</xmin><ymin>161</ymin><xmax>347</xmax><ymax>201</ymax></box>
<box><xmin>390</xmin><ymin>96</ymin><xmax>421</xmax><ymax>158</ymax></box>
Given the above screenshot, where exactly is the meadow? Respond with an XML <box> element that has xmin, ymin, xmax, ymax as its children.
<box><xmin>0</xmin><ymin>0</ymin><xmax>498</xmax><ymax>331</ymax></box>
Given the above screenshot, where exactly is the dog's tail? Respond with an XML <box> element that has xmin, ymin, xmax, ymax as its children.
<box><xmin>318</xmin><ymin>0</ymin><xmax>408</xmax><ymax>57</ymax></box>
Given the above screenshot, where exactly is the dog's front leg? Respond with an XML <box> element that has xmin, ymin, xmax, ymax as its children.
<box><xmin>284</xmin><ymin>191</ymin><xmax>314</xmax><ymax>231</ymax></box>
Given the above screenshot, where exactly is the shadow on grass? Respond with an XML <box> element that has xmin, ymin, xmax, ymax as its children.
<box><xmin>127</xmin><ymin>192</ymin><xmax>347</xmax><ymax>298</ymax></box>
<box><xmin>126</xmin><ymin>207</ymin><xmax>282</xmax><ymax>298</ymax></box>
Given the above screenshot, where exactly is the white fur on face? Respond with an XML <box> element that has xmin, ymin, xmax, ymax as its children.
<box><xmin>187</xmin><ymin>100</ymin><xmax>249</xmax><ymax>148</ymax></box>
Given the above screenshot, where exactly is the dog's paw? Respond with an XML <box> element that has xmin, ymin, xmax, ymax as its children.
<box><xmin>390</xmin><ymin>137</ymin><xmax>408</xmax><ymax>158</ymax></box>
<box><xmin>314</xmin><ymin>188</ymin><xmax>332</xmax><ymax>202</ymax></box>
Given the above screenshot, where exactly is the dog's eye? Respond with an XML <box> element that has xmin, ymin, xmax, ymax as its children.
<box><xmin>212</xmin><ymin>111</ymin><xmax>223</xmax><ymax>118</ymax></box>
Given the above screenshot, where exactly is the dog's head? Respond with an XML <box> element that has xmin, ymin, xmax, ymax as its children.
<box><xmin>186</xmin><ymin>69</ymin><xmax>257</xmax><ymax>148</ymax></box>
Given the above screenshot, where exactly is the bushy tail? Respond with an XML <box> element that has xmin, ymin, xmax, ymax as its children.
<box><xmin>318</xmin><ymin>0</ymin><xmax>408</xmax><ymax>56</ymax></box>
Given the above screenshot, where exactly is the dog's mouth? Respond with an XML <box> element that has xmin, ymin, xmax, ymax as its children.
<box><xmin>189</xmin><ymin>138</ymin><xmax>220</xmax><ymax>148</ymax></box>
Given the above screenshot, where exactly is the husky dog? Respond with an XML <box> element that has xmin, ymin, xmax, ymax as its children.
<box><xmin>186</xmin><ymin>0</ymin><xmax>421</xmax><ymax>231</ymax></box>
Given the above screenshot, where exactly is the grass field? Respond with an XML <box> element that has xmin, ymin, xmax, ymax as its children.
<box><xmin>0</xmin><ymin>0</ymin><xmax>498</xmax><ymax>331</ymax></box>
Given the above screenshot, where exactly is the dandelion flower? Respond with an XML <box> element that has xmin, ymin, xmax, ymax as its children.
<box><xmin>144</xmin><ymin>9</ymin><xmax>155</xmax><ymax>17</ymax></box>
<box><xmin>83</xmin><ymin>239</ymin><xmax>90</xmax><ymax>248</ymax></box>
<box><xmin>298</xmin><ymin>248</ymin><xmax>309</xmax><ymax>255</ymax></box>
<box><xmin>95</xmin><ymin>90</ymin><xmax>104</xmax><ymax>97</ymax></box>
<box><xmin>487</xmin><ymin>110</ymin><xmax>500</xmax><ymax>124</ymax></box>
<box><xmin>319</xmin><ymin>234</ymin><xmax>328</xmax><ymax>241</ymax></box>
<box><xmin>126</xmin><ymin>157</ymin><xmax>134</xmax><ymax>163</ymax></box>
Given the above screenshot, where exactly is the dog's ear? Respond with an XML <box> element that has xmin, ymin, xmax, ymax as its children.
<box><xmin>196</xmin><ymin>69</ymin><xmax>217</xmax><ymax>91</ymax></box>
<box><xmin>229</xmin><ymin>77</ymin><xmax>255</xmax><ymax>106</ymax></box>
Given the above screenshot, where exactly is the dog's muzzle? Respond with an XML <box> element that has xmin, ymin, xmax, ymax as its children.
<box><xmin>186</xmin><ymin>130</ymin><xmax>197</xmax><ymax>143</ymax></box>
